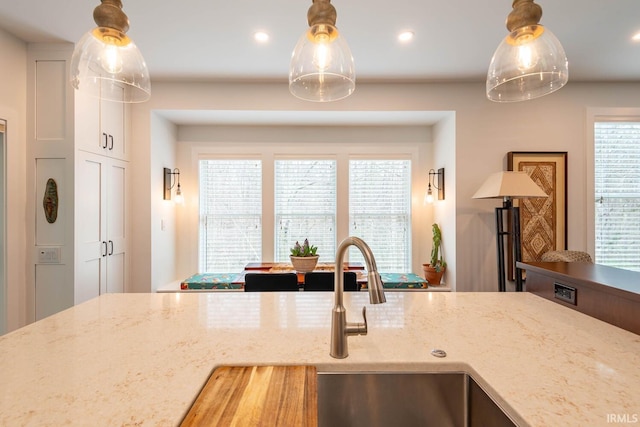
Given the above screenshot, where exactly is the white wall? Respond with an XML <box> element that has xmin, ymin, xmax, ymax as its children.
<box><xmin>174</xmin><ymin>125</ymin><xmax>435</xmax><ymax>283</ymax></box>
<box><xmin>131</xmin><ymin>81</ymin><xmax>640</xmax><ymax>293</ymax></box>
<box><xmin>0</xmin><ymin>28</ymin><xmax>27</xmax><ymax>332</ymax></box>
<box><xmin>432</xmin><ymin>113</ymin><xmax>456</xmax><ymax>289</ymax></box>
<box><xmin>454</xmin><ymin>82</ymin><xmax>640</xmax><ymax>291</ymax></box>
<box><xmin>149</xmin><ymin>114</ymin><xmax>178</xmax><ymax>291</ymax></box>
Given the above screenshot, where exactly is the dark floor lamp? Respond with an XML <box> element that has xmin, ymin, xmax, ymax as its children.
<box><xmin>473</xmin><ymin>171</ymin><xmax>547</xmax><ymax>292</ymax></box>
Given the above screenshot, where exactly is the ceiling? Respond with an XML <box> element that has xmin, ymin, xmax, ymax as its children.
<box><xmin>1</xmin><ymin>0</ymin><xmax>639</xmax><ymax>84</ymax></box>
<box><xmin>1</xmin><ymin>1</ymin><xmax>639</xmax><ymax>126</ymax></box>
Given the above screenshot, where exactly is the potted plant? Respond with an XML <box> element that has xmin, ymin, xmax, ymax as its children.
<box><xmin>422</xmin><ymin>223</ymin><xmax>446</xmax><ymax>285</ymax></box>
<box><xmin>290</xmin><ymin>239</ymin><xmax>319</xmax><ymax>272</ymax></box>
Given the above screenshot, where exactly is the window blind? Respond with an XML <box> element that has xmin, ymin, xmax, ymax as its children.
<box><xmin>199</xmin><ymin>160</ymin><xmax>262</xmax><ymax>272</ymax></box>
<box><xmin>594</xmin><ymin>122</ymin><xmax>640</xmax><ymax>272</ymax></box>
<box><xmin>274</xmin><ymin>160</ymin><xmax>336</xmax><ymax>262</ymax></box>
<box><xmin>349</xmin><ymin>160</ymin><xmax>411</xmax><ymax>272</ymax></box>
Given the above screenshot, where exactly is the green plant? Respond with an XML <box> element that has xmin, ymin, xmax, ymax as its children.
<box><xmin>290</xmin><ymin>239</ymin><xmax>318</xmax><ymax>257</ymax></box>
<box><xmin>430</xmin><ymin>223</ymin><xmax>446</xmax><ymax>272</ymax></box>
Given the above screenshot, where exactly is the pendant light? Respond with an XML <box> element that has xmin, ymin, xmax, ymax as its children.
<box><xmin>289</xmin><ymin>0</ymin><xmax>355</xmax><ymax>102</ymax></box>
<box><xmin>70</xmin><ymin>0</ymin><xmax>150</xmax><ymax>103</ymax></box>
<box><xmin>486</xmin><ymin>0</ymin><xmax>568</xmax><ymax>102</ymax></box>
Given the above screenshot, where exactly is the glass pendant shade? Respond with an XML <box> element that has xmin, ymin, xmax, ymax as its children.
<box><xmin>289</xmin><ymin>23</ymin><xmax>355</xmax><ymax>102</ymax></box>
<box><xmin>486</xmin><ymin>25</ymin><xmax>568</xmax><ymax>102</ymax></box>
<box><xmin>71</xmin><ymin>27</ymin><xmax>151</xmax><ymax>103</ymax></box>
<box><xmin>174</xmin><ymin>183</ymin><xmax>184</xmax><ymax>205</ymax></box>
<box><xmin>424</xmin><ymin>186</ymin><xmax>434</xmax><ymax>204</ymax></box>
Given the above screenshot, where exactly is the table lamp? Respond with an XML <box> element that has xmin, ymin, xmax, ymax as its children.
<box><xmin>473</xmin><ymin>171</ymin><xmax>548</xmax><ymax>291</ymax></box>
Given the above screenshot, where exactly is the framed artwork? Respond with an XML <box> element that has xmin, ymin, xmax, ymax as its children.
<box><xmin>507</xmin><ymin>151</ymin><xmax>568</xmax><ymax>279</ymax></box>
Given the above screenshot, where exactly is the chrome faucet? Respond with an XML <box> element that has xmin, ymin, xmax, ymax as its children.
<box><xmin>330</xmin><ymin>236</ymin><xmax>386</xmax><ymax>359</ymax></box>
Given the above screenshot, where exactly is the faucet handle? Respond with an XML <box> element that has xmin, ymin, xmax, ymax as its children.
<box><xmin>346</xmin><ymin>306</ymin><xmax>367</xmax><ymax>336</ymax></box>
<box><xmin>361</xmin><ymin>306</ymin><xmax>368</xmax><ymax>335</ymax></box>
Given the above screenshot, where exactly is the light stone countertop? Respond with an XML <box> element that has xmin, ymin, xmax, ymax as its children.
<box><xmin>0</xmin><ymin>292</ymin><xmax>638</xmax><ymax>426</ymax></box>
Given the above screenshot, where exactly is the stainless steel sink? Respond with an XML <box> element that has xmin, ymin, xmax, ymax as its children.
<box><xmin>317</xmin><ymin>372</ymin><xmax>516</xmax><ymax>427</ymax></box>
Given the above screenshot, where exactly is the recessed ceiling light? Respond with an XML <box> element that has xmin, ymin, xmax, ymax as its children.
<box><xmin>632</xmin><ymin>31</ymin><xmax>640</xmax><ymax>42</ymax></box>
<box><xmin>398</xmin><ymin>31</ymin><xmax>414</xmax><ymax>42</ymax></box>
<box><xmin>254</xmin><ymin>31</ymin><xmax>270</xmax><ymax>43</ymax></box>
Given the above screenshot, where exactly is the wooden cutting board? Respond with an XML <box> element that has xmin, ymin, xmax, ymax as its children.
<box><xmin>181</xmin><ymin>365</ymin><xmax>317</xmax><ymax>426</ymax></box>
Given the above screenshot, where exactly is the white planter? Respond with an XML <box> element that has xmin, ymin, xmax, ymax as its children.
<box><xmin>289</xmin><ymin>255</ymin><xmax>319</xmax><ymax>273</ymax></box>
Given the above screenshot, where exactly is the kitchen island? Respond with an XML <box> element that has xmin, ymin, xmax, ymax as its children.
<box><xmin>0</xmin><ymin>292</ymin><xmax>638</xmax><ymax>426</ymax></box>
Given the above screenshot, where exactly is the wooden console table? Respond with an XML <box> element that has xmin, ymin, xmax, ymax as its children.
<box><xmin>518</xmin><ymin>262</ymin><xmax>640</xmax><ymax>335</ymax></box>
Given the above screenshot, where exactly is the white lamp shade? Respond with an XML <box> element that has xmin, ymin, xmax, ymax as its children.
<box><xmin>71</xmin><ymin>27</ymin><xmax>151</xmax><ymax>103</ymax></box>
<box><xmin>289</xmin><ymin>24</ymin><xmax>355</xmax><ymax>102</ymax></box>
<box><xmin>486</xmin><ymin>25</ymin><xmax>568</xmax><ymax>102</ymax></box>
<box><xmin>472</xmin><ymin>171</ymin><xmax>548</xmax><ymax>199</ymax></box>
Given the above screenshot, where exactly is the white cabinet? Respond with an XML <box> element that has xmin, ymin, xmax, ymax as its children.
<box><xmin>26</xmin><ymin>44</ymin><xmax>132</xmax><ymax>323</ymax></box>
<box><xmin>74</xmin><ymin>81</ymin><xmax>129</xmax><ymax>304</ymax></box>
<box><xmin>75</xmin><ymin>151</ymin><xmax>129</xmax><ymax>304</ymax></box>
<box><xmin>75</xmin><ymin>88</ymin><xmax>127</xmax><ymax>160</ymax></box>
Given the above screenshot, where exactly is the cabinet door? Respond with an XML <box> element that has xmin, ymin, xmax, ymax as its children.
<box><xmin>75</xmin><ymin>151</ymin><xmax>107</xmax><ymax>304</ymax></box>
<box><xmin>74</xmin><ymin>86</ymin><xmax>126</xmax><ymax>159</ymax></box>
<box><xmin>74</xmin><ymin>89</ymin><xmax>102</xmax><ymax>155</ymax></box>
<box><xmin>101</xmin><ymin>96</ymin><xmax>126</xmax><ymax>159</ymax></box>
<box><xmin>106</xmin><ymin>159</ymin><xmax>128</xmax><ymax>293</ymax></box>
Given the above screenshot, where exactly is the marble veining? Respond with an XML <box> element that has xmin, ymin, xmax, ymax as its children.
<box><xmin>0</xmin><ymin>292</ymin><xmax>638</xmax><ymax>426</ymax></box>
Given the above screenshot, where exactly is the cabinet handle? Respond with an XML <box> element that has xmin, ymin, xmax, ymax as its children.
<box><xmin>102</xmin><ymin>241</ymin><xmax>108</xmax><ymax>257</ymax></box>
<box><xmin>109</xmin><ymin>134</ymin><xmax>114</xmax><ymax>151</ymax></box>
<box><xmin>108</xmin><ymin>240</ymin><xmax>114</xmax><ymax>256</ymax></box>
<box><xmin>102</xmin><ymin>132</ymin><xmax>108</xmax><ymax>149</ymax></box>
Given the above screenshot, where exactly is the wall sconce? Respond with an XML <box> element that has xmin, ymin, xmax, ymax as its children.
<box><xmin>424</xmin><ymin>168</ymin><xmax>445</xmax><ymax>204</ymax></box>
<box><xmin>163</xmin><ymin>168</ymin><xmax>183</xmax><ymax>204</ymax></box>
<box><xmin>70</xmin><ymin>0</ymin><xmax>151</xmax><ymax>103</ymax></box>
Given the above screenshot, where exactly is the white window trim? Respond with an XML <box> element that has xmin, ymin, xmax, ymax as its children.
<box><xmin>192</xmin><ymin>141</ymin><xmax>428</xmax><ymax>273</ymax></box>
<box><xmin>586</xmin><ymin>108</ymin><xmax>640</xmax><ymax>257</ymax></box>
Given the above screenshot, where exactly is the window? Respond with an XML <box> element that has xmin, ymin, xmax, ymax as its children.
<box><xmin>199</xmin><ymin>160</ymin><xmax>262</xmax><ymax>272</ymax></box>
<box><xmin>199</xmin><ymin>152</ymin><xmax>417</xmax><ymax>273</ymax></box>
<box><xmin>349</xmin><ymin>160</ymin><xmax>412</xmax><ymax>271</ymax></box>
<box><xmin>275</xmin><ymin>160</ymin><xmax>336</xmax><ymax>262</ymax></box>
<box><xmin>594</xmin><ymin>121</ymin><xmax>640</xmax><ymax>272</ymax></box>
